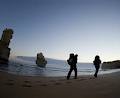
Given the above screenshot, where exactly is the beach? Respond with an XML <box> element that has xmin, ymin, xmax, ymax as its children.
<box><xmin>0</xmin><ymin>71</ymin><xmax>120</xmax><ymax>98</ymax></box>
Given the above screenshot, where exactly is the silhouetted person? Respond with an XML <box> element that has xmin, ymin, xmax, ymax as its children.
<box><xmin>73</xmin><ymin>54</ymin><xmax>78</xmax><ymax>78</ymax></box>
<box><xmin>67</xmin><ymin>53</ymin><xmax>78</xmax><ymax>80</ymax></box>
<box><xmin>93</xmin><ymin>55</ymin><xmax>101</xmax><ymax>78</ymax></box>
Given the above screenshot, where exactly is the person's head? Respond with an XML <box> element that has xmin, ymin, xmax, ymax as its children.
<box><xmin>70</xmin><ymin>53</ymin><xmax>74</xmax><ymax>58</ymax></box>
<box><xmin>95</xmin><ymin>55</ymin><xmax>100</xmax><ymax>60</ymax></box>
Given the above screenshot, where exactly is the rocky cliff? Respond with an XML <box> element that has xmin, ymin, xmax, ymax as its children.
<box><xmin>102</xmin><ymin>60</ymin><xmax>120</xmax><ymax>69</ymax></box>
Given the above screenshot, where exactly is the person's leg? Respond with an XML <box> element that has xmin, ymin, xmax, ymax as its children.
<box><xmin>96</xmin><ymin>66</ymin><xmax>99</xmax><ymax>77</ymax></box>
<box><xmin>94</xmin><ymin>66</ymin><xmax>99</xmax><ymax>77</ymax></box>
<box><xmin>67</xmin><ymin>67</ymin><xmax>73</xmax><ymax>80</ymax></box>
<box><xmin>74</xmin><ymin>67</ymin><xmax>77</xmax><ymax>79</ymax></box>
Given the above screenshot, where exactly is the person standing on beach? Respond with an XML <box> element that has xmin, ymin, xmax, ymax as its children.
<box><xmin>93</xmin><ymin>55</ymin><xmax>101</xmax><ymax>78</ymax></box>
<box><xmin>74</xmin><ymin>54</ymin><xmax>78</xmax><ymax>78</ymax></box>
<box><xmin>67</xmin><ymin>53</ymin><xmax>78</xmax><ymax>80</ymax></box>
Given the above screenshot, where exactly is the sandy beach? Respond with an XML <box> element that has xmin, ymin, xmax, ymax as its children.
<box><xmin>0</xmin><ymin>71</ymin><xmax>120</xmax><ymax>98</ymax></box>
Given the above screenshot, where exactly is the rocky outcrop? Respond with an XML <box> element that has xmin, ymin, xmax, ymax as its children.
<box><xmin>0</xmin><ymin>28</ymin><xmax>13</xmax><ymax>64</ymax></box>
<box><xmin>102</xmin><ymin>60</ymin><xmax>120</xmax><ymax>69</ymax></box>
<box><xmin>36</xmin><ymin>52</ymin><xmax>47</xmax><ymax>67</ymax></box>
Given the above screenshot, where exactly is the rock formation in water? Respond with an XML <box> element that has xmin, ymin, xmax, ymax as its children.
<box><xmin>36</xmin><ymin>52</ymin><xmax>47</xmax><ymax>67</ymax></box>
<box><xmin>0</xmin><ymin>28</ymin><xmax>13</xmax><ymax>64</ymax></box>
<box><xmin>102</xmin><ymin>60</ymin><xmax>120</xmax><ymax>69</ymax></box>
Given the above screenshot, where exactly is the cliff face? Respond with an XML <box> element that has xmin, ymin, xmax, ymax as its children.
<box><xmin>0</xmin><ymin>28</ymin><xmax>13</xmax><ymax>64</ymax></box>
<box><xmin>102</xmin><ymin>60</ymin><xmax>120</xmax><ymax>69</ymax></box>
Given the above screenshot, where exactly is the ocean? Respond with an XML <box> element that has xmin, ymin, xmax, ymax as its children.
<box><xmin>0</xmin><ymin>56</ymin><xmax>120</xmax><ymax>77</ymax></box>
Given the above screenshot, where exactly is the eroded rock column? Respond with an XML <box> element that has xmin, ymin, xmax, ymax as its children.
<box><xmin>0</xmin><ymin>28</ymin><xmax>13</xmax><ymax>64</ymax></box>
<box><xmin>36</xmin><ymin>52</ymin><xmax>47</xmax><ymax>67</ymax></box>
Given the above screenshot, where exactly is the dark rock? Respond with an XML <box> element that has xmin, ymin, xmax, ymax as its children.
<box><xmin>36</xmin><ymin>52</ymin><xmax>47</xmax><ymax>67</ymax></box>
<box><xmin>0</xmin><ymin>28</ymin><xmax>13</xmax><ymax>64</ymax></box>
<box><xmin>102</xmin><ymin>60</ymin><xmax>120</xmax><ymax>69</ymax></box>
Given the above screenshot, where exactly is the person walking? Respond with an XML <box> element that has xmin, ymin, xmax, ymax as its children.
<box><xmin>93</xmin><ymin>55</ymin><xmax>101</xmax><ymax>78</ymax></box>
<box><xmin>67</xmin><ymin>53</ymin><xmax>78</xmax><ymax>80</ymax></box>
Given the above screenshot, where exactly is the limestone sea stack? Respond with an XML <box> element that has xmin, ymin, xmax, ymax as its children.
<box><xmin>102</xmin><ymin>60</ymin><xmax>120</xmax><ymax>69</ymax></box>
<box><xmin>0</xmin><ymin>28</ymin><xmax>13</xmax><ymax>65</ymax></box>
<box><xmin>36</xmin><ymin>52</ymin><xmax>47</xmax><ymax>67</ymax></box>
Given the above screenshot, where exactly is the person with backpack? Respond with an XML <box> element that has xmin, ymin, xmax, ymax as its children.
<box><xmin>93</xmin><ymin>55</ymin><xmax>101</xmax><ymax>78</ymax></box>
<box><xmin>67</xmin><ymin>53</ymin><xmax>78</xmax><ymax>80</ymax></box>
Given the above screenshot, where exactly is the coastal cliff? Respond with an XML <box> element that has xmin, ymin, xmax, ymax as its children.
<box><xmin>102</xmin><ymin>60</ymin><xmax>120</xmax><ymax>69</ymax></box>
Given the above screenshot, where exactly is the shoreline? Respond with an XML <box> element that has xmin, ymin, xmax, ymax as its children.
<box><xmin>0</xmin><ymin>68</ymin><xmax>120</xmax><ymax>77</ymax></box>
<box><xmin>0</xmin><ymin>71</ymin><xmax>120</xmax><ymax>98</ymax></box>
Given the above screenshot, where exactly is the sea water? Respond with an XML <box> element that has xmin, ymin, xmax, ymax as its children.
<box><xmin>0</xmin><ymin>56</ymin><xmax>120</xmax><ymax>77</ymax></box>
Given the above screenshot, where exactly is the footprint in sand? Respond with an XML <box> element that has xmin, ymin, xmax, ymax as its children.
<box><xmin>22</xmin><ymin>84</ymin><xmax>32</xmax><ymax>87</ymax></box>
<box><xmin>22</xmin><ymin>80</ymin><xmax>32</xmax><ymax>87</ymax></box>
<box><xmin>40</xmin><ymin>84</ymin><xmax>48</xmax><ymax>86</ymax></box>
<box><xmin>5</xmin><ymin>79</ymin><xmax>14</xmax><ymax>86</ymax></box>
<box><xmin>24</xmin><ymin>80</ymin><xmax>31</xmax><ymax>83</ymax></box>
<box><xmin>76</xmin><ymin>78</ymin><xmax>86</xmax><ymax>81</ymax></box>
<box><xmin>58</xmin><ymin>79</ymin><xmax>66</xmax><ymax>82</ymax></box>
<box><xmin>49</xmin><ymin>80</ymin><xmax>56</xmax><ymax>82</ymax></box>
<box><xmin>36</xmin><ymin>81</ymin><xmax>42</xmax><ymax>83</ymax></box>
<box><xmin>89</xmin><ymin>77</ymin><xmax>96</xmax><ymax>79</ymax></box>
<box><xmin>36</xmin><ymin>81</ymin><xmax>44</xmax><ymax>85</ymax></box>
<box><xmin>54</xmin><ymin>82</ymin><xmax>62</xmax><ymax>85</ymax></box>
<box><xmin>5</xmin><ymin>82</ymin><xmax>14</xmax><ymax>86</ymax></box>
<box><xmin>66</xmin><ymin>81</ymin><xmax>72</xmax><ymax>84</ymax></box>
<box><xmin>8</xmin><ymin>79</ymin><xmax>14</xmax><ymax>81</ymax></box>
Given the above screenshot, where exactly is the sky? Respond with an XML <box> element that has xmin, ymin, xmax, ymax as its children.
<box><xmin>0</xmin><ymin>0</ymin><xmax>120</xmax><ymax>62</ymax></box>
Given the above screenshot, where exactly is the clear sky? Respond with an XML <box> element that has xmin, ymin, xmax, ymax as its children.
<box><xmin>0</xmin><ymin>0</ymin><xmax>120</xmax><ymax>62</ymax></box>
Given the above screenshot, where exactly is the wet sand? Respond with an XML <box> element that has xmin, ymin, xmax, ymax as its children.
<box><xmin>0</xmin><ymin>71</ymin><xmax>120</xmax><ymax>98</ymax></box>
